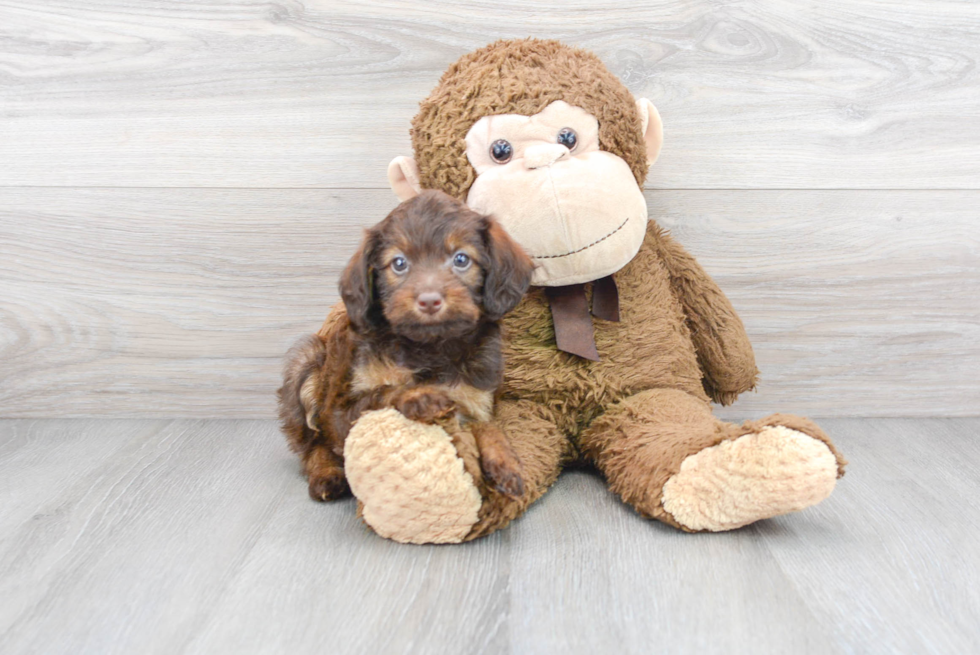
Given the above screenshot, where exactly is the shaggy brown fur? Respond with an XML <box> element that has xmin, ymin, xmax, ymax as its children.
<box><xmin>499</xmin><ymin>223</ymin><xmax>760</xmax><ymax>423</ymax></box>
<box><xmin>411</xmin><ymin>38</ymin><xmax>649</xmax><ymax>200</ymax></box>
<box><xmin>278</xmin><ymin>190</ymin><xmax>535</xmax><ymax>500</ymax></box>
<box><xmin>492</xmin><ymin>221</ymin><xmax>846</xmax><ymax>534</ymax></box>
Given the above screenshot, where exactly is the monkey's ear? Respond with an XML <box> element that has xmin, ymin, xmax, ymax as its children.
<box><xmin>339</xmin><ymin>230</ymin><xmax>382</xmax><ymax>332</ymax></box>
<box><xmin>482</xmin><ymin>217</ymin><xmax>535</xmax><ymax>321</ymax></box>
<box><xmin>636</xmin><ymin>98</ymin><xmax>664</xmax><ymax>166</ymax></box>
<box><xmin>388</xmin><ymin>156</ymin><xmax>422</xmax><ymax>201</ymax></box>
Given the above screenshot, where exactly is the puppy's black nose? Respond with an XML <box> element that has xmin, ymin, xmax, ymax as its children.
<box><xmin>416</xmin><ymin>292</ymin><xmax>444</xmax><ymax>315</ymax></box>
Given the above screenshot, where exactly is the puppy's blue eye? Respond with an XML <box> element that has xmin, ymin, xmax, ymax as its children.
<box><xmin>557</xmin><ymin>128</ymin><xmax>577</xmax><ymax>150</ymax></box>
<box><xmin>391</xmin><ymin>256</ymin><xmax>409</xmax><ymax>274</ymax></box>
<box><xmin>452</xmin><ymin>252</ymin><xmax>471</xmax><ymax>270</ymax></box>
<box><xmin>490</xmin><ymin>139</ymin><xmax>513</xmax><ymax>163</ymax></box>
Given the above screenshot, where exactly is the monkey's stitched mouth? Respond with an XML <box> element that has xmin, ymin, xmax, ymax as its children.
<box><xmin>527</xmin><ymin>216</ymin><xmax>630</xmax><ymax>260</ymax></box>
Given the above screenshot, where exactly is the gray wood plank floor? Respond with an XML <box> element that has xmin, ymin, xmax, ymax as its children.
<box><xmin>1</xmin><ymin>418</ymin><xmax>978</xmax><ymax>654</ymax></box>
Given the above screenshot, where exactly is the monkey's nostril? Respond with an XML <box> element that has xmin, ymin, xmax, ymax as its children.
<box><xmin>416</xmin><ymin>292</ymin><xmax>444</xmax><ymax>315</ymax></box>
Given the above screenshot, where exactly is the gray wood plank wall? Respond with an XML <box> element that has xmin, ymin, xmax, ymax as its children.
<box><xmin>1</xmin><ymin>1</ymin><xmax>978</xmax><ymax>418</ymax></box>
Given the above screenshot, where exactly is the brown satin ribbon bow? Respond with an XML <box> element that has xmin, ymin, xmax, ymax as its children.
<box><xmin>544</xmin><ymin>275</ymin><xmax>620</xmax><ymax>361</ymax></box>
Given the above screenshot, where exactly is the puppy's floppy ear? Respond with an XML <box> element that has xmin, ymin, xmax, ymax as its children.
<box><xmin>339</xmin><ymin>229</ymin><xmax>383</xmax><ymax>332</ymax></box>
<box><xmin>481</xmin><ymin>217</ymin><xmax>535</xmax><ymax>321</ymax></box>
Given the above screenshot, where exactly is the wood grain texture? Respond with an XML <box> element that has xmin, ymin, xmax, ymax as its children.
<box><xmin>1</xmin><ymin>418</ymin><xmax>978</xmax><ymax>654</ymax></box>
<box><xmin>1</xmin><ymin>1</ymin><xmax>979</xmax><ymax>188</ymax></box>
<box><xmin>2</xmin><ymin>188</ymin><xmax>977</xmax><ymax>418</ymax></box>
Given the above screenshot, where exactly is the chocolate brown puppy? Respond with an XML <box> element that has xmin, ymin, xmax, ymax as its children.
<box><xmin>278</xmin><ymin>190</ymin><xmax>534</xmax><ymax>502</ymax></box>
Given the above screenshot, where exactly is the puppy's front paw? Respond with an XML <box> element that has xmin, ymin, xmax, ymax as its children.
<box><xmin>396</xmin><ymin>388</ymin><xmax>456</xmax><ymax>424</ymax></box>
<box><xmin>308</xmin><ymin>468</ymin><xmax>350</xmax><ymax>502</ymax></box>
<box><xmin>482</xmin><ymin>454</ymin><xmax>525</xmax><ymax>498</ymax></box>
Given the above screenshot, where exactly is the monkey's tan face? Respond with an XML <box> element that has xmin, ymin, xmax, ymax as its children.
<box><xmin>463</xmin><ymin>101</ymin><xmax>649</xmax><ymax>286</ymax></box>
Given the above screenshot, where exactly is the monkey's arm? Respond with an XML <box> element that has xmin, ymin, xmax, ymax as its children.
<box><xmin>651</xmin><ymin>226</ymin><xmax>759</xmax><ymax>405</ymax></box>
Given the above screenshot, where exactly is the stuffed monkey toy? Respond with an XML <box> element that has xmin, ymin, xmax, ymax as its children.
<box><xmin>298</xmin><ymin>39</ymin><xmax>846</xmax><ymax>543</ymax></box>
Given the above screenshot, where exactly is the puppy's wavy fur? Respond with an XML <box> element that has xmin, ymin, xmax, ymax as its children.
<box><xmin>278</xmin><ymin>190</ymin><xmax>534</xmax><ymax>501</ymax></box>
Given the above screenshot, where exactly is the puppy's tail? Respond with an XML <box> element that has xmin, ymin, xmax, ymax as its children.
<box><xmin>277</xmin><ymin>334</ymin><xmax>328</xmax><ymax>456</ymax></box>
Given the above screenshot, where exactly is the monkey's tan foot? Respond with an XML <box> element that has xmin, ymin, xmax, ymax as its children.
<box><xmin>343</xmin><ymin>408</ymin><xmax>481</xmax><ymax>544</ymax></box>
<box><xmin>661</xmin><ymin>425</ymin><xmax>840</xmax><ymax>532</ymax></box>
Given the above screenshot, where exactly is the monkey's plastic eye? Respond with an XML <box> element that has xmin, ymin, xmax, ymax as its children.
<box><xmin>557</xmin><ymin>128</ymin><xmax>577</xmax><ymax>150</ymax></box>
<box><xmin>452</xmin><ymin>252</ymin><xmax>472</xmax><ymax>270</ymax></box>
<box><xmin>490</xmin><ymin>139</ymin><xmax>513</xmax><ymax>163</ymax></box>
<box><xmin>391</xmin><ymin>256</ymin><xmax>409</xmax><ymax>274</ymax></box>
